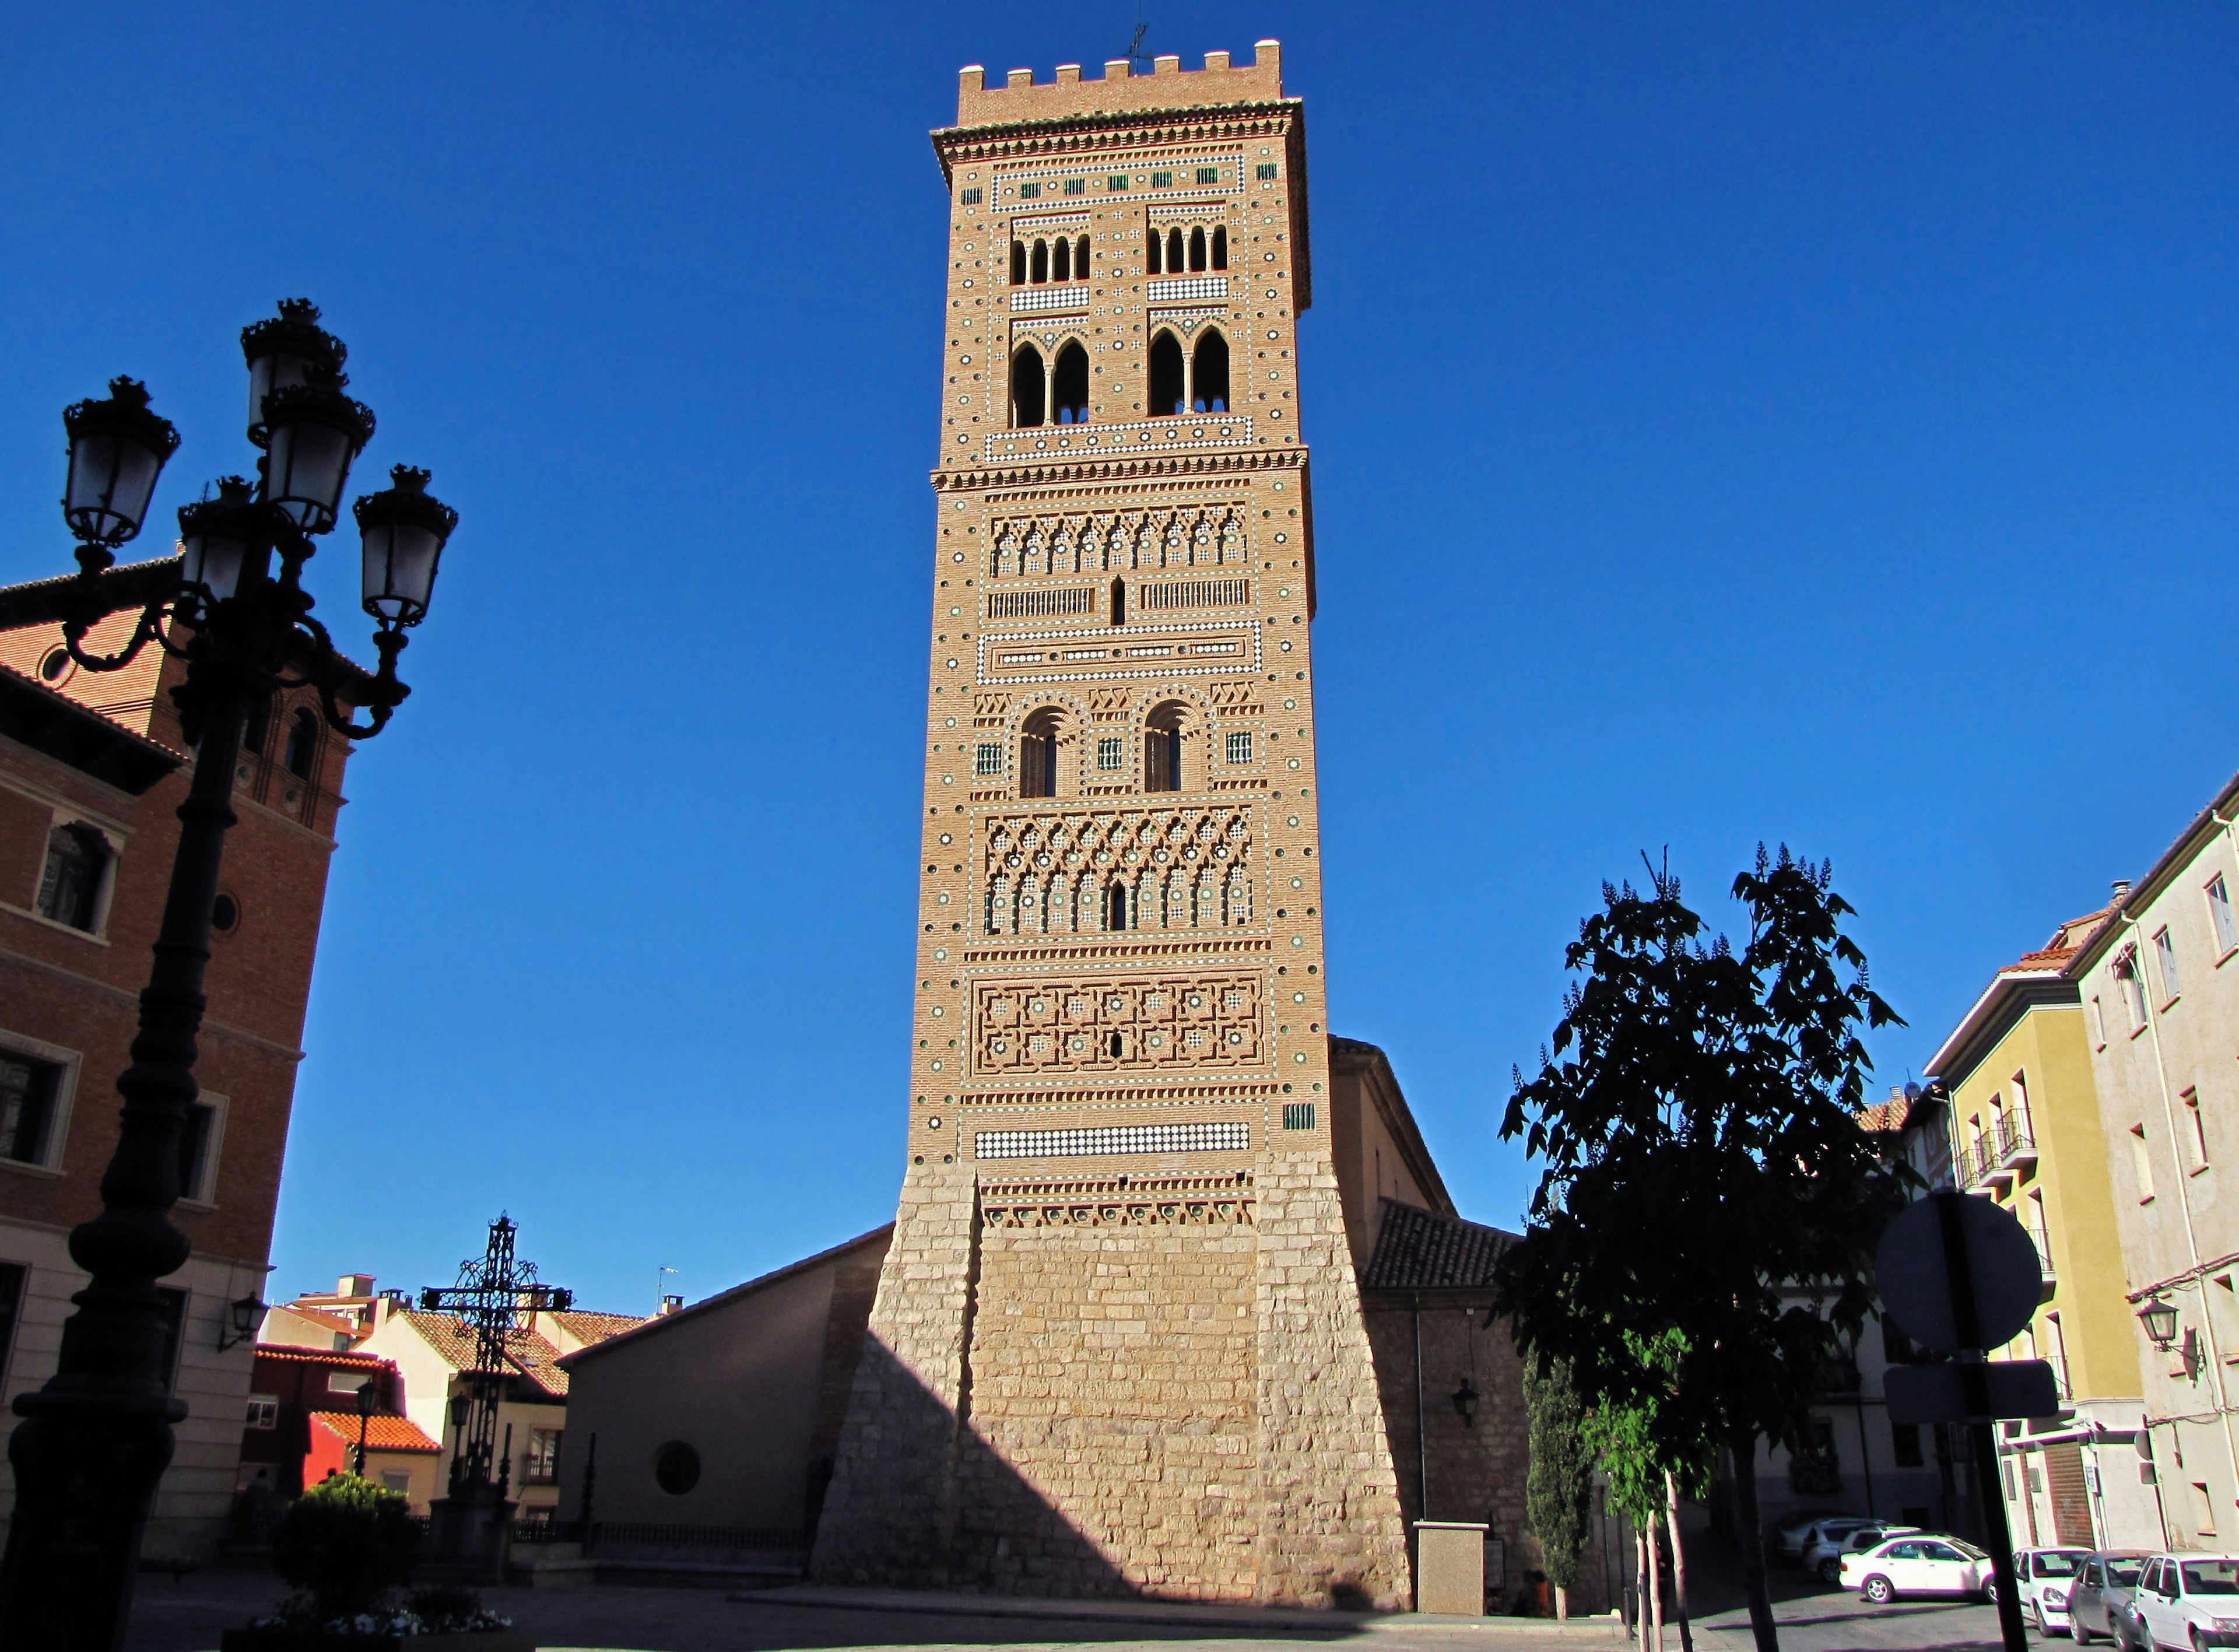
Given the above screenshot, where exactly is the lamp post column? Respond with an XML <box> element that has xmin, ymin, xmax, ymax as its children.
<box><xmin>0</xmin><ymin>679</ymin><xmax>254</xmax><ymax>1650</ymax></box>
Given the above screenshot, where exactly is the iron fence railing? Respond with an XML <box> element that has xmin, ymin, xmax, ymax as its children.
<box><xmin>1996</xmin><ymin>1111</ymin><xmax>2037</xmax><ymax>1162</ymax></box>
<box><xmin>586</xmin><ymin>1521</ymin><xmax>813</xmax><ymax>1554</ymax></box>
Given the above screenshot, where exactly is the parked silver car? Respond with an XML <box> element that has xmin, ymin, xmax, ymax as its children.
<box><xmin>1789</xmin><ymin>1515</ymin><xmax>1882</xmax><ymax>1572</ymax></box>
<box><xmin>2069</xmin><ymin>1551</ymin><xmax>2149</xmax><ymax>1645</ymax></box>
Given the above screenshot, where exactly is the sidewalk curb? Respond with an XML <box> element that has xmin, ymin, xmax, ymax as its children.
<box><xmin>732</xmin><ymin>1585</ymin><xmax>1632</xmax><ymax>1638</ymax></box>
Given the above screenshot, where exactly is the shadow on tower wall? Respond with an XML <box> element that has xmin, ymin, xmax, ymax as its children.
<box><xmin>809</xmin><ymin>1332</ymin><xmax>1140</xmax><ymax>1599</ymax></box>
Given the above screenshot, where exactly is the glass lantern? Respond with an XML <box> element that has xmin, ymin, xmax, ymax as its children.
<box><xmin>355</xmin><ymin>465</ymin><xmax>458</xmax><ymax>628</ymax></box>
<box><xmin>62</xmin><ymin>378</ymin><xmax>180</xmax><ymax>546</ymax></box>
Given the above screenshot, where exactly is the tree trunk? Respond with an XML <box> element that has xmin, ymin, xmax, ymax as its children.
<box><xmin>1647</xmin><ymin>1511</ymin><xmax>1666</xmax><ymax>1652</ymax></box>
<box><xmin>1730</xmin><ymin>1433</ymin><xmax>1780</xmax><ymax>1652</ymax></box>
<box><xmin>1554</xmin><ymin>1584</ymin><xmax>1570</xmax><ymax>1622</ymax></box>
<box><xmin>1667</xmin><ymin>1469</ymin><xmax>1696</xmax><ymax>1652</ymax></box>
<box><xmin>1635</xmin><ymin>1524</ymin><xmax>1650</xmax><ymax>1643</ymax></box>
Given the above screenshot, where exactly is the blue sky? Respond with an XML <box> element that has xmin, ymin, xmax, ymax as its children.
<box><xmin>3</xmin><ymin>4</ymin><xmax>2234</xmax><ymax>1315</ymax></box>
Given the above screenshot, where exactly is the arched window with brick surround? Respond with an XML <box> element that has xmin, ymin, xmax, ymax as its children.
<box><xmin>1052</xmin><ymin>237</ymin><xmax>1071</xmax><ymax>282</ymax></box>
<box><xmin>1149</xmin><ymin>331</ymin><xmax>1184</xmax><ymax>417</ymax></box>
<box><xmin>1010</xmin><ymin>240</ymin><xmax>1026</xmax><ymax>285</ymax></box>
<box><xmin>1145</xmin><ymin>700</ymin><xmax>1188</xmax><ymax>792</ymax></box>
<box><xmin>1010</xmin><ymin>344</ymin><xmax>1045</xmax><ymax>427</ymax></box>
<box><xmin>1052</xmin><ymin>342</ymin><xmax>1089</xmax><ymax>425</ymax></box>
<box><xmin>1191</xmin><ymin>329</ymin><xmax>1229</xmax><ymax>414</ymax></box>
<box><xmin>1019</xmin><ymin>706</ymin><xmax>1067</xmax><ymax>798</ymax></box>
<box><xmin>1030</xmin><ymin>239</ymin><xmax>1049</xmax><ymax>284</ymax></box>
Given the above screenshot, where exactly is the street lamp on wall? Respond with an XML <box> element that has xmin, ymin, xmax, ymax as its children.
<box><xmin>216</xmin><ymin>1295</ymin><xmax>269</xmax><ymax>1353</ymax></box>
<box><xmin>2140</xmin><ymin>1299</ymin><xmax>2181</xmax><ymax>1350</ymax></box>
<box><xmin>0</xmin><ymin>299</ymin><xmax>455</xmax><ymax>1652</ymax></box>
<box><xmin>1451</xmin><ymin>1376</ymin><xmax>1479</xmax><ymax>1427</ymax></box>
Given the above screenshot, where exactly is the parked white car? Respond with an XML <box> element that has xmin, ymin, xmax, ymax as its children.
<box><xmin>1806</xmin><ymin>1524</ymin><xmax>1922</xmax><ymax>1584</ymax></box>
<box><xmin>2019</xmin><ymin>1548</ymin><xmax>2094</xmax><ymax>1636</ymax></box>
<box><xmin>2123</xmin><ymin>1553</ymin><xmax>2239</xmax><ymax>1651</ymax></box>
<box><xmin>1841</xmin><ymin>1534</ymin><xmax>1999</xmax><ymax>1604</ymax></box>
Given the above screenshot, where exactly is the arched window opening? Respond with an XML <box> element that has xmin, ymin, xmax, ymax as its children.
<box><xmin>243</xmin><ymin>693</ymin><xmax>271</xmax><ymax>755</ymax></box>
<box><xmin>284</xmin><ymin>708</ymin><xmax>319</xmax><ymax>780</ymax></box>
<box><xmin>1052</xmin><ymin>342</ymin><xmax>1089</xmax><ymax>425</ymax></box>
<box><xmin>1212</xmin><ymin>226</ymin><xmax>1227</xmax><ymax>269</ymax></box>
<box><xmin>1030</xmin><ymin>239</ymin><xmax>1049</xmax><ymax>284</ymax></box>
<box><xmin>1166</xmin><ymin>227</ymin><xmax>1184</xmax><ymax>273</ymax></box>
<box><xmin>1010</xmin><ymin>345</ymin><xmax>1045</xmax><ymax>427</ymax></box>
<box><xmin>1109</xmin><ymin>577</ymin><xmax>1126</xmax><ymax>625</ymax></box>
<box><xmin>1189</xmin><ymin>227</ymin><xmax>1207</xmax><ymax>272</ymax></box>
<box><xmin>1052</xmin><ymin>237</ymin><xmax>1071</xmax><ymax>283</ymax></box>
<box><xmin>1147</xmin><ymin>232</ymin><xmax>1163</xmax><ymax>275</ymax></box>
<box><xmin>1010</xmin><ymin>241</ymin><xmax>1026</xmax><ymax>285</ymax></box>
<box><xmin>1148</xmin><ymin>332</ymin><xmax>1185</xmax><ymax>416</ymax></box>
<box><xmin>1145</xmin><ymin>702</ymin><xmax>1187</xmax><ymax>792</ymax></box>
<box><xmin>37</xmin><ymin>823</ymin><xmax>107</xmax><ymax>931</ymax></box>
<box><xmin>1020</xmin><ymin>707</ymin><xmax>1065</xmax><ymax>799</ymax></box>
<box><xmin>1075</xmin><ymin>236</ymin><xmax>1090</xmax><ymax>278</ymax></box>
<box><xmin>1106</xmin><ymin>884</ymin><xmax>1128</xmax><ymax>932</ymax></box>
<box><xmin>1191</xmin><ymin>329</ymin><xmax>1230</xmax><ymax>414</ymax></box>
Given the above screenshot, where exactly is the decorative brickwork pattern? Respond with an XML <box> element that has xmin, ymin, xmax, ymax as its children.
<box><xmin>978</xmin><ymin>806</ymin><xmax>1256</xmax><ymax>939</ymax></box>
<box><xmin>974</xmin><ymin>976</ymin><xmax>1263</xmax><ymax>1074</ymax></box>
<box><xmin>990</xmin><ymin>507</ymin><xmax>1248</xmax><ymax>578</ymax></box>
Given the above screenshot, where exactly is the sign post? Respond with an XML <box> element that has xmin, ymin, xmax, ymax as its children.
<box><xmin>1875</xmin><ymin>1191</ymin><xmax>2058</xmax><ymax>1652</ymax></box>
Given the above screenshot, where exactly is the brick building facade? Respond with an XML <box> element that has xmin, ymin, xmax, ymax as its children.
<box><xmin>0</xmin><ymin>563</ymin><xmax>364</xmax><ymax>1562</ymax></box>
<box><xmin>809</xmin><ymin>45</ymin><xmax>1536</xmax><ymax>1610</ymax></box>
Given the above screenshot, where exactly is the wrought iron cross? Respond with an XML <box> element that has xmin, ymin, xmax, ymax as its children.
<box><xmin>418</xmin><ymin>1216</ymin><xmax>571</xmax><ymax>1496</ymax></box>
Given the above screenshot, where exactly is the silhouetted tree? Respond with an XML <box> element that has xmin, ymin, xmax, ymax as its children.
<box><xmin>1496</xmin><ymin>848</ymin><xmax>1907</xmax><ymax>1652</ymax></box>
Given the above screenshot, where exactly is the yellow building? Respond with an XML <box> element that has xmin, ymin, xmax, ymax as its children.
<box><xmin>1927</xmin><ymin>904</ymin><xmax>2158</xmax><ymax>1551</ymax></box>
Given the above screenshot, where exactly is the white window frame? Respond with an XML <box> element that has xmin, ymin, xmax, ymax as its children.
<box><xmin>1224</xmin><ymin>730</ymin><xmax>1253</xmax><ymax>765</ymax></box>
<box><xmin>2116</xmin><ymin>948</ymin><xmax>2150</xmax><ymax>1032</ymax></box>
<box><xmin>2210</xmin><ymin>874</ymin><xmax>2239</xmax><ymax>959</ymax></box>
<box><xmin>247</xmin><ymin>1394</ymin><xmax>280</xmax><ymax>1430</ymax></box>
<box><xmin>175</xmin><ymin>1091</ymin><xmax>228</xmax><ymax>1209</ymax></box>
<box><xmin>29</xmin><ymin>810</ymin><xmax>122</xmax><ymax>941</ymax></box>
<box><xmin>2156</xmin><ymin>926</ymin><xmax>2183</xmax><ymax>1006</ymax></box>
<box><xmin>0</xmin><ymin>1029</ymin><xmax>80</xmax><ymax>1176</ymax></box>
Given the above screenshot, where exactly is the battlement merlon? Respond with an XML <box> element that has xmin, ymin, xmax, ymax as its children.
<box><xmin>954</xmin><ymin>40</ymin><xmax>1282</xmax><ymax>127</ymax></box>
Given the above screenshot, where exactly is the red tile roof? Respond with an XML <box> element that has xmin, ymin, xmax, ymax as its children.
<box><xmin>310</xmin><ymin>1413</ymin><xmax>441</xmax><ymax>1454</ymax></box>
<box><xmin>400</xmin><ymin>1311</ymin><xmax>567</xmax><ymax>1398</ymax></box>
<box><xmin>547</xmin><ymin>1311</ymin><xmax>645</xmax><ymax>1346</ymax></box>
<box><xmin>251</xmin><ymin>1345</ymin><xmax>389</xmax><ymax>1371</ymax></box>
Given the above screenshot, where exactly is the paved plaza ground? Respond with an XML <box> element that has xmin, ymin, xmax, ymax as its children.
<box><xmin>125</xmin><ymin>1563</ymin><xmax>2008</xmax><ymax>1652</ymax></box>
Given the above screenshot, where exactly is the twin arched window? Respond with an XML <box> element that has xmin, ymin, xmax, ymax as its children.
<box><xmin>1147</xmin><ymin>225</ymin><xmax>1227</xmax><ymax>276</ymax></box>
<box><xmin>1149</xmin><ymin>328</ymin><xmax>1230</xmax><ymax>416</ymax></box>
<box><xmin>1011</xmin><ymin>341</ymin><xmax>1090</xmax><ymax>427</ymax></box>
<box><xmin>1014</xmin><ymin>701</ymin><xmax>1191</xmax><ymax>797</ymax></box>
<box><xmin>1012</xmin><ymin>236</ymin><xmax>1091</xmax><ymax>286</ymax></box>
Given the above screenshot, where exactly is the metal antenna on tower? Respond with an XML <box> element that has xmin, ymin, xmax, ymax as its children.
<box><xmin>1125</xmin><ymin>13</ymin><xmax>1150</xmax><ymax>75</ymax></box>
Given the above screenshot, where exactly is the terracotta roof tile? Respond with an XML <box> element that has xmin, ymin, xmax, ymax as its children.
<box><xmin>310</xmin><ymin>1413</ymin><xmax>442</xmax><ymax>1453</ymax></box>
<box><xmin>1359</xmin><ymin>1199</ymin><xmax>1515</xmax><ymax>1291</ymax></box>
<box><xmin>401</xmin><ymin>1311</ymin><xmax>567</xmax><ymax>1397</ymax></box>
<box><xmin>547</xmin><ymin>1311</ymin><xmax>644</xmax><ymax>1346</ymax></box>
<box><xmin>251</xmin><ymin>1345</ymin><xmax>389</xmax><ymax>1371</ymax></box>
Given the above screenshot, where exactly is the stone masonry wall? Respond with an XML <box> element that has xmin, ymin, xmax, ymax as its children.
<box><xmin>960</xmin><ymin>1220</ymin><xmax>1259</xmax><ymax>1597</ymax></box>
<box><xmin>1254</xmin><ymin>1156</ymin><xmax>1412</xmax><ymax>1609</ymax></box>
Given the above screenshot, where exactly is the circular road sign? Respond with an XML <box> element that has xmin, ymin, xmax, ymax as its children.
<box><xmin>1875</xmin><ymin>1192</ymin><xmax>2043</xmax><ymax>1353</ymax></box>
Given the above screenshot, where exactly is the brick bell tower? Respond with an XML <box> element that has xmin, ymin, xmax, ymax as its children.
<box><xmin>810</xmin><ymin>43</ymin><xmax>1412</xmax><ymax>1607</ymax></box>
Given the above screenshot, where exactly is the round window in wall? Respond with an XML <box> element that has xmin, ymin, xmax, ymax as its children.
<box><xmin>653</xmin><ymin>1441</ymin><xmax>701</xmax><ymax>1496</ymax></box>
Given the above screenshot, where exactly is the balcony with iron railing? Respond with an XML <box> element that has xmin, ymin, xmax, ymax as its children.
<box><xmin>2026</xmin><ymin>1221</ymin><xmax>2057</xmax><ymax>1296</ymax></box>
<box><xmin>1996</xmin><ymin>1110</ymin><xmax>2039</xmax><ymax>1172</ymax></box>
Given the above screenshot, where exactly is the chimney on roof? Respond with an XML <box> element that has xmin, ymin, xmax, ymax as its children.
<box><xmin>338</xmin><ymin>1274</ymin><xmax>374</xmax><ymax>1297</ymax></box>
<box><xmin>2113</xmin><ymin>879</ymin><xmax>2133</xmax><ymax>901</ymax></box>
<box><xmin>659</xmin><ymin>1294</ymin><xmax>684</xmax><ymax>1316</ymax></box>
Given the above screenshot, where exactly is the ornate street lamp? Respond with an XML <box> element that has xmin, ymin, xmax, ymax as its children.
<box><xmin>0</xmin><ymin>300</ymin><xmax>455</xmax><ymax>1651</ymax></box>
<box><xmin>2140</xmin><ymin>1298</ymin><xmax>2181</xmax><ymax>1349</ymax></box>
<box><xmin>215</xmin><ymin>1293</ymin><xmax>269</xmax><ymax>1352</ymax></box>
